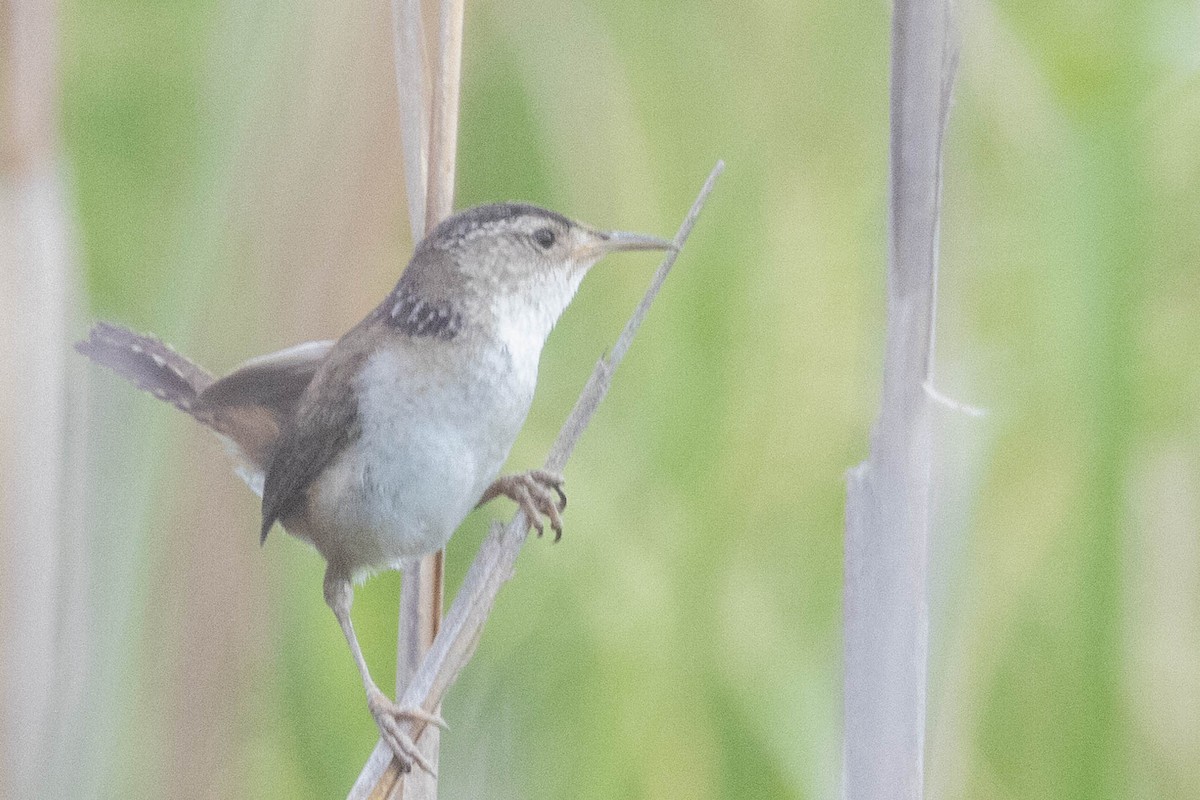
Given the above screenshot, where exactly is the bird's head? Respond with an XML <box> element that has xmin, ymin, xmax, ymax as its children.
<box><xmin>389</xmin><ymin>203</ymin><xmax>672</xmax><ymax>344</ymax></box>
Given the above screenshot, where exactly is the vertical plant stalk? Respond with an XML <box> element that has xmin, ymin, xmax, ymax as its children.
<box><xmin>423</xmin><ymin>0</ymin><xmax>463</xmax><ymax>229</ymax></box>
<box><xmin>350</xmin><ymin>162</ymin><xmax>723</xmax><ymax>800</ymax></box>
<box><xmin>843</xmin><ymin>0</ymin><xmax>957</xmax><ymax>798</ymax></box>
<box><xmin>387</xmin><ymin>0</ymin><xmax>465</xmax><ymax>798</ymax></box>
<box><xmin>390</xmin><ymin>0</ymin><xmax>430</xmax><ymax>241</ymax></box>
<box><xmin>389</xmin><ymin>0</ymin><xmax>433</xmax><ymax>711</ymax></box>
<box><xmin>0</xmin><ymin>0</ymin><xmax>86</xmax><ymax>797</ymax></box>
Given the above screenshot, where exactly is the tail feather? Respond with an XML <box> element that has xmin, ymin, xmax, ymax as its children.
<box><xmin>75</xmin><ymin>323</ymin><xmax>328</xmax><ymax>491</ymax></box>
<box><xmin>75</xmin><ymin>322</ymin><xmax>214</xmax><ymax>413</ymax></box>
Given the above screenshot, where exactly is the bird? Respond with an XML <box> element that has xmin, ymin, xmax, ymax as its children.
<box><xmin>76</xmin><ymin>202</ymin><xmax>673</xmax><ymax>772</ymax></box>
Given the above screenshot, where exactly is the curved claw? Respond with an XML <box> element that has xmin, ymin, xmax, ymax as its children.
<box><xmin>529</xmin><ymin>469</ymin><xmax>567</xmax><ymax>512</ymax></box>
<box><xmin>482</xmin><ymin>470</ymin><xmax>568</xmax><ymax>540</ymax></box>
<box><xmin>381</xmin><ymin>724</ymin><xmax>434</xmax><ymax>776</ymax></box>
<box><xmin>399</xmin><ymin>704</ymin><xmax>449</xmax><ymax>732</ymax></box>
<box><xmin>368</xmin><ymin>690</ymin><xmax>442</xmax><ymax>775</ymax></box>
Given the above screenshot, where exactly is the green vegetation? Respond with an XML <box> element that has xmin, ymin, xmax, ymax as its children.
<box><xmin>66</xmin><ymin>0</ymin><xmax>1199</xmax><ymax>797</ymax></box>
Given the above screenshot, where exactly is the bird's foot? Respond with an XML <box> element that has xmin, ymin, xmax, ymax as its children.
<box><xmin>485</xmin><ymin>470</ymin><xmax>567</xmax><ymax>541</ymax></box>
<box><xmin>367</xmin><ymin>688</ymin><xmax>447</xmax><ymax>775</ymax></box>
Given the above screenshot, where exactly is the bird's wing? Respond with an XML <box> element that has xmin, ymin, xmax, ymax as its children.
<box><xmin>181</xmin><ymin>340</ymin><xmax>335</xmax><ymax>478</ymax></box>
<box><xmin>258</xmin><ymin>346</ymin><xmax>365</xmax><ymax>544</ymax></box>
<box><xmin>198</xmin><ymin>340</ymin><xmax>334</xmax><ymax>420</ymax></box>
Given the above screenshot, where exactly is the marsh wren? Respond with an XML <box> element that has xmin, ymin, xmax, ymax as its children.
<box><xmin>77</xmin><ymin>202</ymin><xmax>672</xmax><ymax>772</ymax></box>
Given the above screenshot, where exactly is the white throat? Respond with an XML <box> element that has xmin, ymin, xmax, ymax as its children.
<box><xmin>491</xmin><ymin>268</ymin><xmax>587</xmax><ymax>375</ymax></box>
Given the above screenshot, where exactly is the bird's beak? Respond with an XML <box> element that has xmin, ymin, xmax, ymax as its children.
<box><xmin>599</xmin><ymin>230</ymin><xmax>677</xmax><ymax>253</ymax></box>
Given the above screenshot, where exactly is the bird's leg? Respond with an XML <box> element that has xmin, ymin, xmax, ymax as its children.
<box><xmin>476</xmin><ymin>469</ymin><xmax>568</xmax><ymax>540</ymax></box>
<box><xmin>323</xmin><ymin>568</ymin><xmax>446</xmax><ymax>775</ymax></box>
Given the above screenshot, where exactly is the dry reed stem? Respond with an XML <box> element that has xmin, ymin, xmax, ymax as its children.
<box><xmin>1</xmin><ymin>0</ymin><xmax>86</xmax><ymax>796</ymax></box>
<box><xmin>390</xmin><ymin>0</ymin><xmax>431</xmax><ymax>240</ymax></box>
<box><xmin>842</xmin><ymin>0</ymin><xmax>957</xmax><ymax>797</ymax></box>
<box><xmin>423</xmin><ymin>0</ymin><xmax>464</xmax><ymax>230</ymax></box>
<box><xmin>385</xmin><ymin>0</ymin><xmax>466</xmax><ymax>797</ymax></box>
<box><xmin>390</xmin><ymin>0</ymin><xmax>434</xmax><ymax>713</ymax></box>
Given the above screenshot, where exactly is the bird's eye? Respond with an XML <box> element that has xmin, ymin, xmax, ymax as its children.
<box><xmin>533</xmin><ymin>228</ymin><xmax>556</xmax><ymax>249</ymax></box>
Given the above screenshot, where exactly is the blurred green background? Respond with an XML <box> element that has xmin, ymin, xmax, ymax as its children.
<box><xmin>47</xmin><ymin>0</ymin><xmax>1200</xmax><ymax>796</ymax></box>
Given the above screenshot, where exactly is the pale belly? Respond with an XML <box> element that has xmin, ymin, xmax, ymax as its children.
<box><xmin>305</xmin><ymin>344</ymin><xmax>535</xmax><ymax>577</ymax></box>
